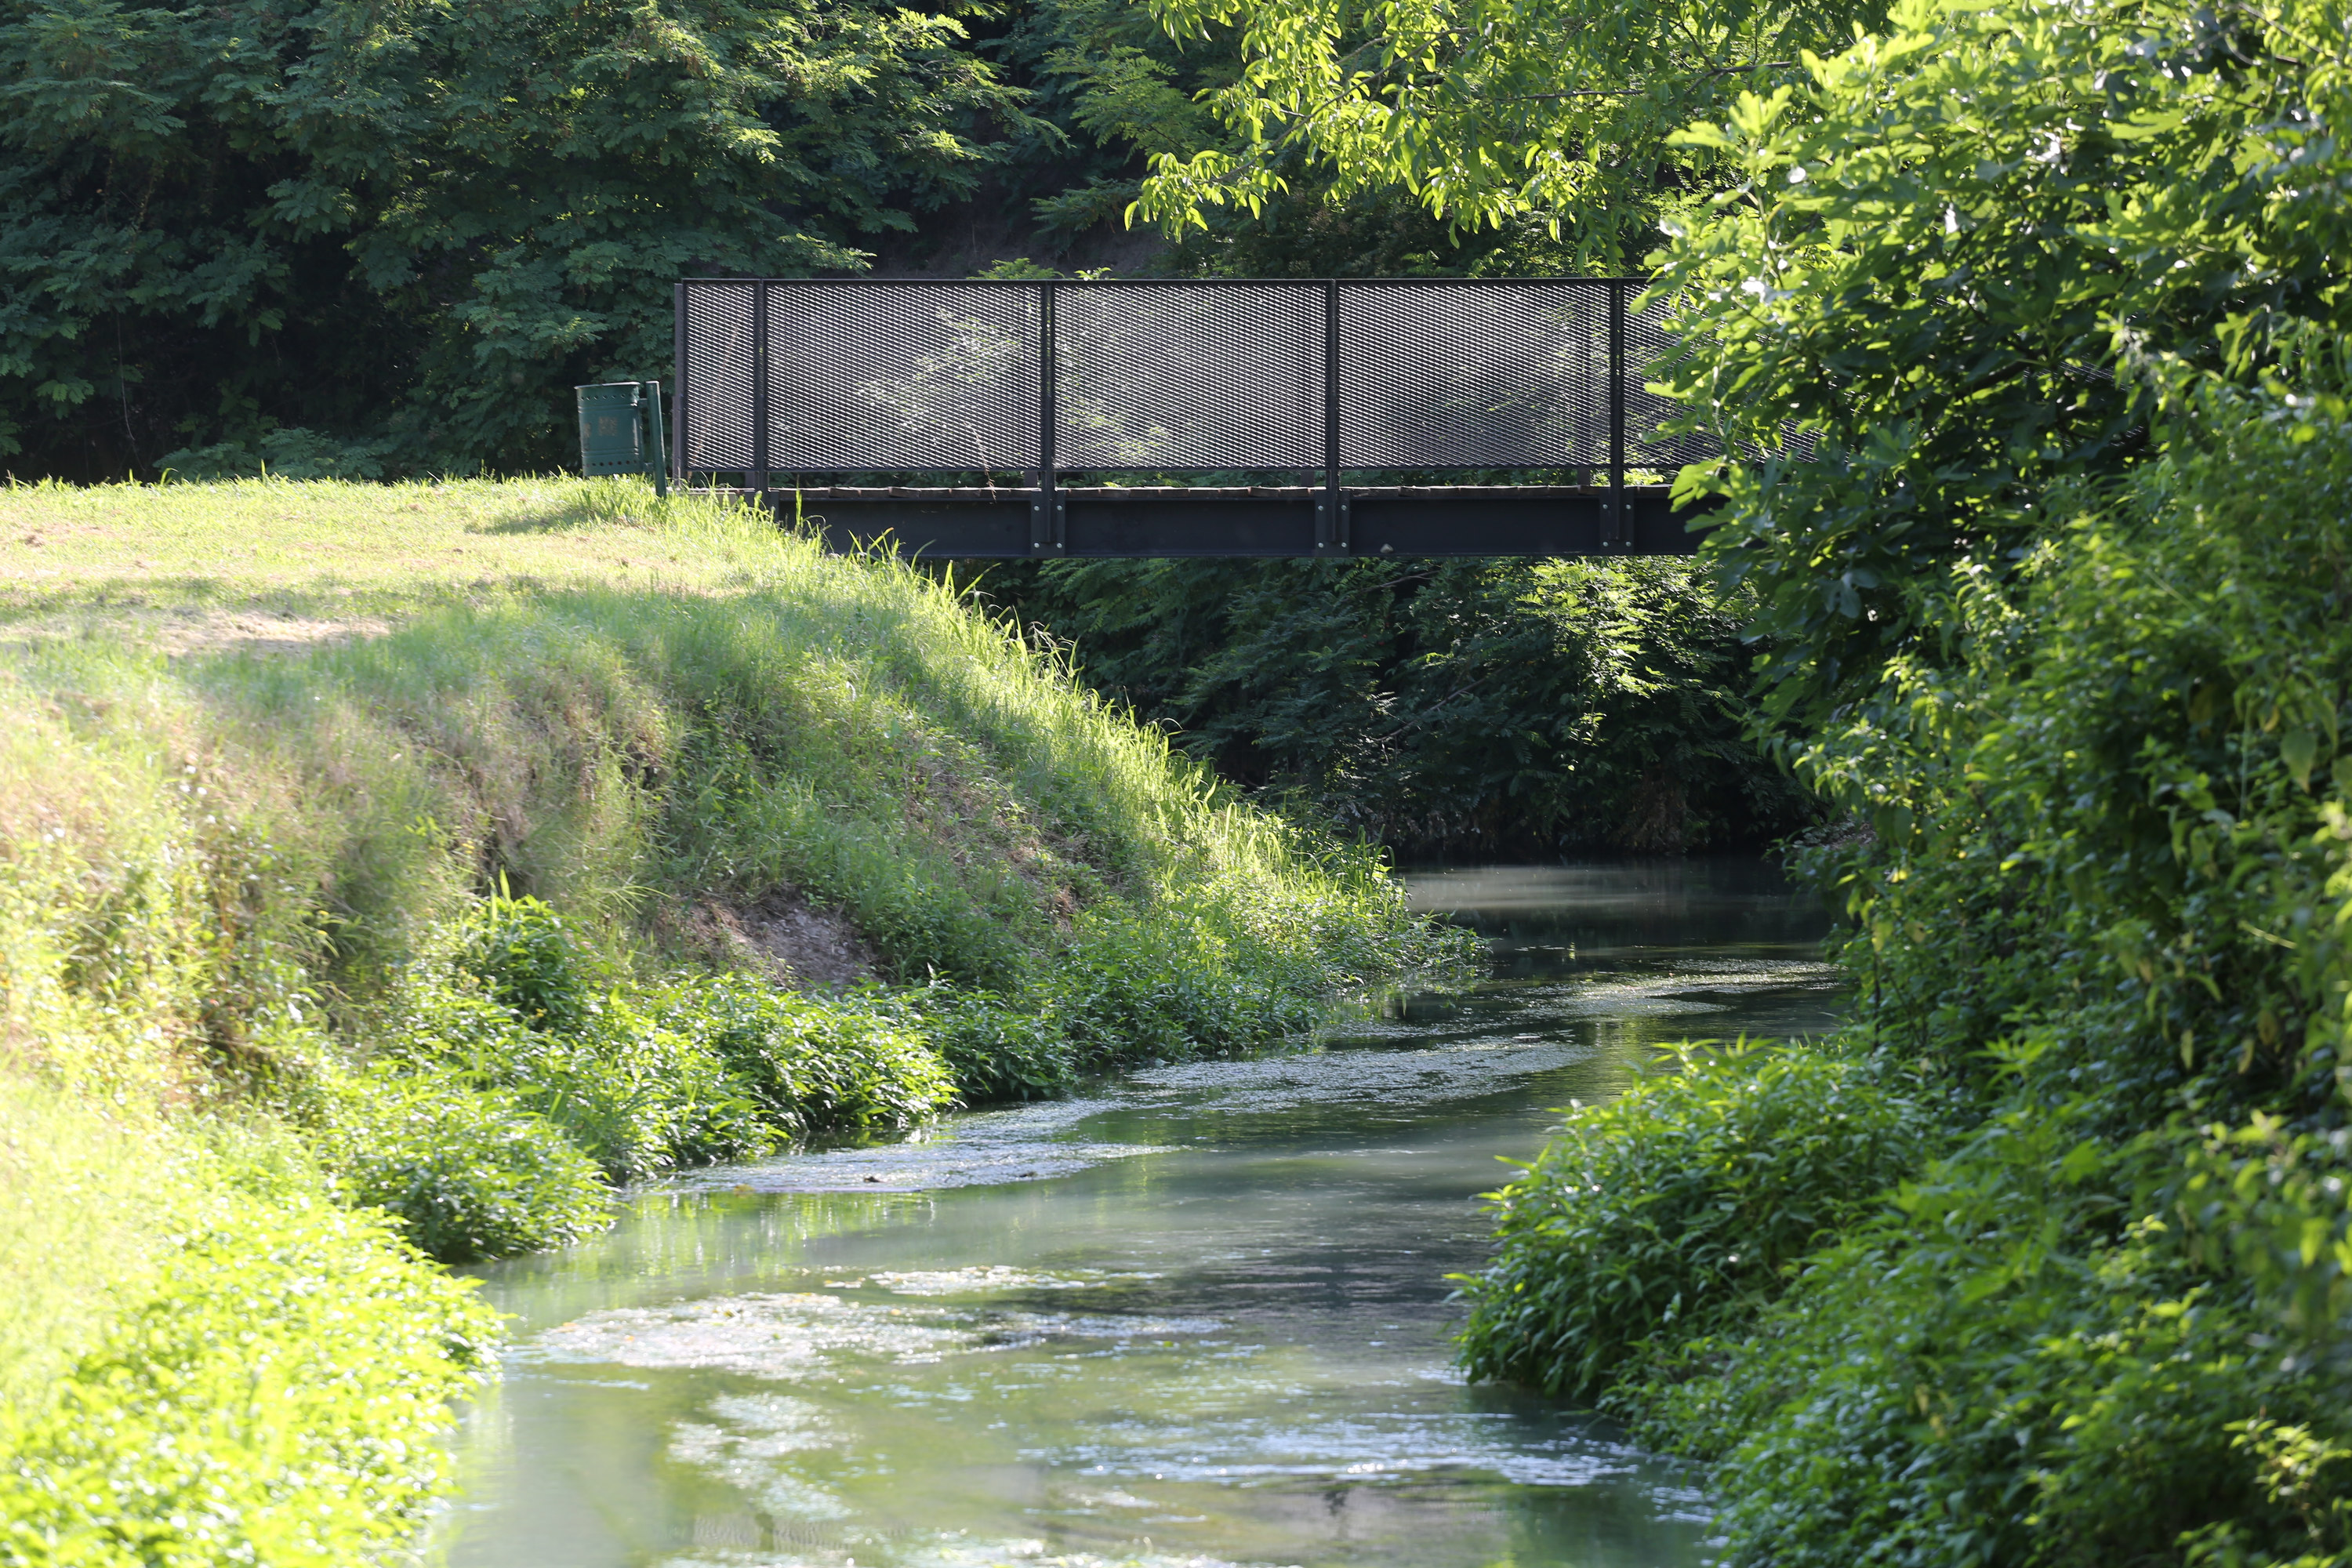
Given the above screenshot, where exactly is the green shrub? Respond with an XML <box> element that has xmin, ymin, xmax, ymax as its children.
<box><xmin>1582</xmin><ymin>281</ymin><xmax>2352</xmax><ymax>1563</ymax></box>
<box><xmin>1454</xmin><ymin>1043</ymin><xmax>1930</xmax><ymax>1406</ymax></box>
<box><xmin>920</xmin><ymin>985</ymin><xmax>1080</xmax><ymax>1102</ymax></box>
<box><xmin>1047</xmin><ymin>903</ymin><xmax>1327</xmax><ymax>1069</ymax></box>
<box><xmin>379</xmin><ymin>935</ymin><xmax>771</xmax><ymax>1182</ymax></box>
<box><xmin>1663</xmin><ymin>1102</ymin><xmax>2352</xmax><ymax>1568</ymax></box>
<box><xmin>663</xmin><ymin>976</ymin><xmax>956</xmax><ymax>1135</ymax></box>
<box><xmin>0</xmin><ymin>1076</ymin><xmax>172</xmax><ymax>1425</ymax></box>
<box><xmin>376</xmin><ymin>952</ymin><xmax>953</xmax><ymax>1182</ymax></box>
<box><xmin>0</xmin><ymin>1187</ymin><xmax>496</xmax><ymax>1566</ymax></box>
<box><xmin>325</xmin><ymin>1073</ymin><xmax>611</xmax><ymax>1263</ymax></box>
<box><xmin>454</xmin><ymin>887</ymin><xmax>601</xmax><ymax>1036</ymax></box>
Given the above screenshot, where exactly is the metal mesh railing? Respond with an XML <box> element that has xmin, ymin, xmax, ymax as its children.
<box><xmin>676</xmin><ymin>278</ymin><xmax>1716</xmax><ymax>482</ymax></box>
<box><xmin>1057</xmin><ymin>283</ymin><xmax>1323</xmax><ymax>470</ymax></box>
<box><xmin>680</xmin><ymin>282</ymin><xmax>757</xmax><ymax>470</ymax></box>
<box><xmin>1334</xmin><ymin>282</ymin><xmax>1613</xmax><ymax>469</ymax></box>
<box><xmin>1624</xmin><ymin>296</ymin><xmax>1720</xmax><ymax>470</ymax></box>
<box><xmin>766</xmin><ymin>283</ymin><xmax>1042</xmax><ymax>473</ymax></box>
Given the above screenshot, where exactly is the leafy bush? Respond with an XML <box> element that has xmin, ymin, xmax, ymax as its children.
<box><xmin>1660</xmin><ymin>1103</ymin><xmax>2352</xmax><ymax>1568</ymax></box>
<box><xmin>918</xmin><ymin>985</ymin><xmax>1081</xmax><ymax>1101</ymax></box>
<box><xmin>1454</xmin><ymin>1043</ymin><xmax>1930</xmax><ymax>1405</ymax></box>
<box><xmin>0</xmin><ymin>1076</ymin><xmax>172</xmax><ymax>1422</ymax></box>
<box><xmin>1044</xmin><ymin>903</ymin><xmax>1324</xmax><ymax>1069</ymax></box>
<box><xmin>0</xmin><ymin>1187</ymin><xmax>496</xmax><ymax>1565</ymax></box>
<box><xmin>325</xmin><ymin>1073</ymin><xmax>611</xmax><ymax>1263</ymax></box>
<box><xmin>665</xmin><ymin>976</ymin><xmax>955</xmax><ymax>1135</ymax></box>
<box><xmin>1610</xmin><ymin>379</ymin><xmax>2352</xmax><ymax>1567</ymax></box>
<box><xmin>354</xmin><ymin>916</ymin><xmax>960</xmax><ymax>1214</ymax></box>
<box><xmin>455</xmin><ymin>888</ymin><xmax>602</xmax><ymax>1036</ymax></box>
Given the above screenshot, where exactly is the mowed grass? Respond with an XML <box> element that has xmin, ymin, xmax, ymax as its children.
<box><xmin>0</xmin><ymin>476</ymin><xmax>795</xmax><ymax>642</ymax></box>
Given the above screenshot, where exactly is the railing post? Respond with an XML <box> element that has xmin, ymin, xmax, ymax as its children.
<box><xmin>670</xmin><ymin>283</ymin><xmax>686</xmax><ymax>488</ymax></box>
<box><xmin>1319</xmin><ymin>281</ymin><xmax>1345</xmax><ymax>553</ymax></box>
<box><xmin>1607</xmin><ymin>281</ymin><xmax>1627</xmax><ymax>550</ymax></box>
<box><xmin>752</xmin><ymin>280</ymin><xmax>770</xmax><ymax>498</ymax></box>
<box><xmin>1033</xmin><ymin>281</ymin><xmax>1061</xmax><ymax>554</ymax></box>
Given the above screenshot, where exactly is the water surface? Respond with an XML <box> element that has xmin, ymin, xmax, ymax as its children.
<box><xmin>446</xmin><ymin>861</ymin><xmax>1838</xmax><ymax>1568</ymax></box>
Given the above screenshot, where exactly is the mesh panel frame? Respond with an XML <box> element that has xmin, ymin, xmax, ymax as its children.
<box><xmin>767</xmin><ymin>284</ymin><xmax>1042</xmax><ymax>474</ymax></box>
<box><xmin>681</xmin><ymin>283</ymin><xmax>756</xmax><ymax>469</ymax></box>
<box><xmin>1624</xmin><ymin>295</ymin><xmax>1720</xmax><ymax>470</ymax></box>
<box><xmin>1056</xmin><ymin>284</ymin><xmax>1323</xmax><ymax>471</ymax></box>
<box><xmin>1334</xmin><ymin>282</ymin><xmax>1612</xmax><ymax>470</ymax></box>
<box><xmin>679</xmin><ymin>278</ymin><xmax>1726</xmax><ymax>479</ymax></box>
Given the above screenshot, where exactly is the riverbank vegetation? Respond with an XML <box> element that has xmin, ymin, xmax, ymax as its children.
<box><xmin>0</xmin><ymin>480</ymin><xmax>1466</xmax><ymax>1558</ymax></box>
<box><xmin>1391</xmin><ymin>0</ymin><xmax>2352</xmax><ymax>1556</ymax></box>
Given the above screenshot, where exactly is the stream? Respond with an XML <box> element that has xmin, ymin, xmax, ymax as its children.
<box><xmin>442</xmin><ymin>860</ymin><xmax>1840</xmax><ymax>1568</ymax></box>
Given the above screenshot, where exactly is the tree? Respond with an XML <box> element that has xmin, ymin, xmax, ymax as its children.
<box><xmin>1647</xmin><ymin>0</ymin><xmax>2352</xmax><ymax>727</ymax></box>
<box><xmin>1127</xmin><ymin>0</ymin><xmax>1886</xmax><ymax>267</ymax></box>
<box><xmin>0</xmin><ymin>0</ymin><xmax>1030</xmax><ymax>477</ymax></box>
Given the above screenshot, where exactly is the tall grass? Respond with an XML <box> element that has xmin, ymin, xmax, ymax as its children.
<box><xmin>2</xmin><ymin>478</ymin><xmax>1436</xmax><ymax>1022</ymax></box>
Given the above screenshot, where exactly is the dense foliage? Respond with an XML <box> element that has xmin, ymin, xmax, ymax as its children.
<box><xmin>0</xmin><ymin>0</ymin><xmax>1024</xmax><ymax>479</ymax></box>
<box><xmin>328</xmin><ymin>892</ymin><xmax>956</xmax><ymax>1260</ymax></box>
<box><xmin>1452</xmin><ymin>0</ymin><xmax>2352</xmax><ymax>1562</ymax></box>
<box><xmin>1454</xmin><ymin>1044</ymin><xmax>1930</xmax><ymax>1403</ymax></box>
<box><xmin>977</xmin><ymin>554</ymin><xmax>1813</xmax><ymax>855</ymax></box>
<box><xmin>1129</xmin><ymin>0</ymin><xmax>1886</xmax><ymax>263</ymax></box>
<box><xmin>1654</xmin><ymin>387</ymin><xmax>2352</xmax><ymax>1566</ymax></box>
<box><xmin>1648</xmin><ymin>0</ymin><xmax>2352</xmax><ymax>730</ymax></box>
<box><xmin>0</xmin><ymin>1167</ymin><xmax>496</xmax><ymax>1567</ymax></box>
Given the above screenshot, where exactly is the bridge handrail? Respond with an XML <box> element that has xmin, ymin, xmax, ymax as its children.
<box><xmin>673</xmin><ymin>276</ymin><xmax>1718</xmax><ymax>546</ymax></box>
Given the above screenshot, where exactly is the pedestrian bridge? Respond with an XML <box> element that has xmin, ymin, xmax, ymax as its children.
<box><xmin>670</xmin><ymin>278</ymin><xmax>1722</xmax><ymax>558</ymax></box>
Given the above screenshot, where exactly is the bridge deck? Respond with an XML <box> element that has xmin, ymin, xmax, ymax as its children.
<box><xmin>743</xmin><ymin>484</ymin><xmax>1708</xmax><ymax>558</ymax></box>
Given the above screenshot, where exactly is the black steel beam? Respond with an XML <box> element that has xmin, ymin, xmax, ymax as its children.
<box><xmin>776</xmin><ymin>487</ymin><xmax>1718</xmax><ymax>559</ymax></box>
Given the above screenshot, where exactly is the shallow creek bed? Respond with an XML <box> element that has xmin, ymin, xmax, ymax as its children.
<box><xmin>441</xmin><ymin>860</ymin><xmax>1842</xmax><ymax>1568</ymax></box>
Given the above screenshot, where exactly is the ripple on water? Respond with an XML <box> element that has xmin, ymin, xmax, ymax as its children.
<box><xmin>855</xmin><ymin>1268</ymin><xmax>1163</xmax><ymax>1297</ymax></box>
<box><xmin>522</xmin><ymin>1291</ymin><xmax>1226</xmax><ymax>1378</ymax></box>
<box><xmin>666</xmin><ymin>1094</ymin><xmax>1171</xmax><ymax>1196</ymax></box>
<box><xmin>664</xmin><ymin>1546</ymin><xmax>1279</xmax><ymax>1568</ymax></box>
<box><xmin>670</xmin><ymin>1394</ymin><xmax>850</xmax><ymax>1523</ymax></box>
<box><xmin>1040</xmin><ymin>1408</ymin><xmax>1653</xmax><ymax>1489</ymax></box>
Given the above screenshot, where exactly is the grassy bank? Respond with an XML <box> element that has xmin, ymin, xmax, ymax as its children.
<box><xmin>0</xmin><ymin>476</ymin><xmax>1469</xmax><ymax>1562</ymax></box>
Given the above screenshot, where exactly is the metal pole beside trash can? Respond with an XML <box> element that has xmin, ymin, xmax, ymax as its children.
<box><xmin>575</xmin><ymin>381</ymin><xmax>670</xmax><ymax>499</ymax></box>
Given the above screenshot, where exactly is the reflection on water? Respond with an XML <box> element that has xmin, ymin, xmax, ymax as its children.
<box><xmin>442</xmin><ymin>861</ymin><xmax>1838</xmax><ymax>1568</ymax></box>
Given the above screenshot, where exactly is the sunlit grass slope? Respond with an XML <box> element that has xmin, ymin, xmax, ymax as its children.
<box><xmin>0</xmin><ymin>475</ymin><xmax>1465</xmax><ymax>1564</ymax></box>
<box><xmin>0</xmin><ymin>476</ymin><xmax>1443</xmax><ymax>1036</ymax></box>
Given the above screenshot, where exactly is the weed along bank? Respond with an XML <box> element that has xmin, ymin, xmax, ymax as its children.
<box><xmin>0</xmin><ymin>477</ymin><xmax>1472</xmax><ymax>1563</ymax></box>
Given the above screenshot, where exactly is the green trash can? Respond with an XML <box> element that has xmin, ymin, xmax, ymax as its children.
<box><xmin>575</xmin><ymin>380</ymin><xmax>669</xmax><ymax>497</ymax></box>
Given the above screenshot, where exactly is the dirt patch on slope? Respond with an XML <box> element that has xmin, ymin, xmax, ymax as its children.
<box><xmin>0</xmin><ymin>607</ymin><xmax>393</xmax><ymax>656</ymax></box>
<box><xmin>682</xmin><ymin>887</ymin><xmax>879</xmax><ymax>989</ymax></box>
